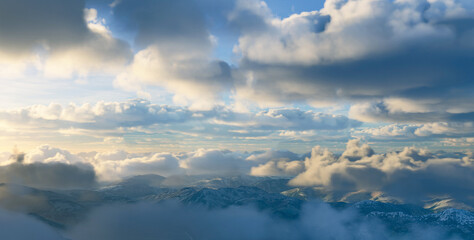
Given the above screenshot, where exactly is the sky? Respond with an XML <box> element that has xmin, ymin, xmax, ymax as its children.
<box><xmin>0</xmin><ymin>0</ymin><xmax>473</xmax><ymax>155</ymax></box>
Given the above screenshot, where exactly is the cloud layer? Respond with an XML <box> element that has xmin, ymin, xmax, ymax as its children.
<box><xmin>0</xmin><ymin>99</ymin><xmax>361</xmax><ymax>152</ymax></box>
<box><xmin>2</xmin><ymin>139</ymin><xmax>472</xmax><ymax>209</ymax></box>
<box><xmin>67</xmin><ymin>201</ymin><xmax>459</xmax><ymax>240</ymax></box>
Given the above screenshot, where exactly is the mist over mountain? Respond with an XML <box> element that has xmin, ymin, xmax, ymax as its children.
<box><xmin>0</xmin><ymin>139</ymin><xmax>472</xmax><ymax>239</ymax></box>
<box><xmin>0</xmin><ymin>173</ymin><xmax>472</xmax><ymax>240</ymax></box>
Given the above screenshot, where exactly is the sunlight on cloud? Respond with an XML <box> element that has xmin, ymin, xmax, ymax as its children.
<box><xmin>0</xmin><ymin>0</ymin><xmax>473</xmax><ymax>238</ymax></box>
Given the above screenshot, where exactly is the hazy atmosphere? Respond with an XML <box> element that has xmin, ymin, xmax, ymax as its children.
<box><xmin>0</xmin><ymin>0</ymin><xmax>473</xmax><ymax>239</ymax></box>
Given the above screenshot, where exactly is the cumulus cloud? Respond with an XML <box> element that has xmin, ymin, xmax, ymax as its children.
<box><xmin>12</xmin><ymin>143</ymin><xmax>299</xmax><ymax>182</ymax></box>
<box><xmin>0</xmin><ymin>146</ymin><xmax>96</xmax><ymax>189</ymax></box>
<box><xmin>353</xmin><ymin>122</ymin><xmax>474</xmax><ymax>139</ymax></box>
<box><xmin>23</xmin><ymin>145</ymin><xmax>84</xmax><ymax>164</ymax></box>
<box><xmin>0</xmin><ymin>99</ymin><xmax>194</xmax><ymax>131</ymax></box>
<box><xmin>214</xmin><ymin>108</ymin><xmax>361</xmax><ymax>130</ymax></box>
<box><xmin>289</xmin><ymin>139</ymin><xmax>474</xmax><ymax>206</ymax></box>
<box><xmin>3</xmin><ymin>139</ymin><xmax>474</xmax><ymax>208</ymax></box>
<box><xmin>250</xmin><ymin>160</ymin><xmax>304</xmax><ymax>177</ymax></box>
<box><xmin>90</xmin><ymin>149</ymin><xmax>250</xmax><ymax>181</ymax></box>
<box><xmin>109</xmin><ymin>0</ymin><xmax>233</xmax><ymax>107</ymax></box>
<box><xmin>0</xmin><ymin>0</ymin><xmax>131</xmax><ymax>79</ymax></box>
<box><xmin>232</xmin><ymin>0</ymin><xmax>474</xmax><ymax>116</ymax></box>
<box><xmin>91</xmin><ymin>152</ymin><xmax>183</xmax><ymax>181</ymax></box>
<box><xmin>235</xmin><ymin>0</ymin><xmax>474</xmax><ymax>65</ymax></box>
<box><xmin>114</xmin><ymin>46</ymin><xmax>232</xmax><ymax>107</ymax></box>
<box><xmin>248</xmin><ymin>149</ymin><xmax>306</xmax><ymax>177</ymax></box>
<box><xmin>0</xmin><ymin>99</ymin><xmax>358</xmax><ymax>149</ymax></box>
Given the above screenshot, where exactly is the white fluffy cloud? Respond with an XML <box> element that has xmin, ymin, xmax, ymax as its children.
<box><xmin>91</xmin><ymin>152</ymin><xmax>183</xmax><ymax>181</ymax></box>
<box><xmin>214</xmin><ymin>108</ymin><xmax>361</xmax><ymax>130</ymax></box>
<box><xmin>0</xmin><ymin>99</ymin><xmax>194</xmax><ymax>131</ymax></box>
<box><xmin>236</xmin><ymin>0</ymin><xmax>471</xmax><ymax>65</ymax></box>
<box><xmin>232</xmin><ymin>0</ymin><xmax>474</xmax><ymax>117</ymax></box>
<box><xmin>290</xmin><ymin>139</ymin><xmax>474</xmax><ymax>205</ymax></box>
<box><xmin>0</xmin><ymin>146</ymin><xmax>96</xmax><ymax>189</ymax></box>
<box><xmin>248</xmin><ymin>149</ymin><xmax>306</xmax><ymax>177</ymax></box>
<box><xmin>0</xmin><ymin>99</ymin><xmax>359</xmax><ymax>152</ymax></box>
<box><xmin>4</xmin><ymin>139</ymin><xmax>473</xmax><ymax>207</ymax></box>
<box><xmin>108</xmin><ymin>0</ymin><xmax>233</xmax><ymax>108</ymax></box>
<box><xmin>114</xmin><ymin>45</ymin><xmax>232</xmax><ymax>108</ymax></box>
<box><xmin>250</xmin><ymin>160</ymin><xmax>304</xmax><ymax>177</ymax></box>
<box><xmin>353</xmin><ymin>122</ymin><xmax>474</xmax><ymax>138</ymax></box>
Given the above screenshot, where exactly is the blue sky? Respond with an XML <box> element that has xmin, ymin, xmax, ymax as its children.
<box><xmin>0</xmin><ymin>0</ymin><xmax>473</xmax><ymax>154</ymax></box>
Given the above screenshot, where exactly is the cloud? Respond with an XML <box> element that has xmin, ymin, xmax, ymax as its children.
<box><xmin>69</xmin><ymin>147</ymin><xmax>253</xmax><ymax>181</ymax></box>
<box><xmin>109</xmin><ymin>0</ymin><xmax>212</xmax><ymax>51</ymax></box>
<box><xmin>0</xmin><ymin>162</ymin><xmax>96</xmax><ymax>190</ymax></box>
<box><xmin>215</xmin><ymin>108</ymin><xmax>361</xmax><ymax>130</ymax></box>
<box><xmin>0</xmin><ymin>0</ymin><xmax>131</xmax><ymax>79</ymax></box>
<box><xmin>13</xmin><ymin>144</ymin><xmax>296</xmax><ymax>181</ymax></box>
<box><xmin>353</xmin><ymin>122</ymin><xmax>474</xmax><ymax>139</ymax></box>
<box><xmin>81</xmin><ymin>147</ymin><xmax>306</xmax><ymax>181</ymax></box>
<box><xmin>235</xmin><ymin>0</ymin><xmax>474</xmax><ymax>65</ymax></box>
<box><xmin>441</xmin><ymin>138</ymin><xmax>474</xmax><ymax>147</ymax></box>
<box><xmin>349</xmin><ymin>100</ymin><xmax>474</xmax><ymax>123</ymax></box>
<box><xmin>3</xmin><ymin>139</ymin><xmax>474</xmax><ymax>208</ymax></box>
<box><xmin>0</xmin><ymin>145</ymin><xmax>96</xmax><ymax>189</ymax></box>
<box><xmin>289</xmin><ymin>139</ymin><xmax>474</xmax><ymax>206</ymax></box>
<box><xmin>232</xmin><ymin>0</ymin><xmax>474</xmax><ymax>115</ymax></box>
<box><xmin>248</xmin><ymin>149</ymin><xmax>306</xmax><ymax>177</ymax></box>
<box><xmin>114</xmin><ymin>46</ymin><xmax>232</xmax><ymax>107</ymax></box>
<box><xmin>0</xmin><ymin>99</ymin><xmax>194</xmax><ymax>131</ymax></box>
<box><xmin>91</xmin><ymin>152</ymin><xmax>183</xmax><ymax>181</ymax></box>
<box><xmin>0</xmin><ymin>0</ymin><xmax>89</xmax><ymax>55</ymax></box>
<box><xmin>179</xmin><ymin>149</ymin><xmax>250</xmax><ymax>176</ymax></box>
<box><xmin>0</xmin><ymin>99</ymin><xmax>358</xmax><ymax>149</ymax></box>
<box><xmin>23</xmin><ymin>145</ymin><xmax>84</xmax><ymax>164</ymax></box>
<box><xmin>250</xmin><ymin>160</ymin><xmax>304</xmax><ymax>177</ymax></box>
<box><xmin>340</xmin><ymin>139</ymin><xmax>375</xmax><ymax>161</ymax></box>
<box><xmin>1</xmin><ymin>0</ymin><xmax>472</xmax><ymax>117</ymax></box>
<box><xmin>67</xmin><ymin>201</ymin><xmax>459</xmax><ymax>240</ymax></box>
<box><xmin>0</xmin><ymin>208</ymin><xmax>64</xmax><ymax>240</ymax></box>
<box><xmin>109</xmin><ymin>0</ymin><xmax>234</xmax><ymax>107</ymax></box>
